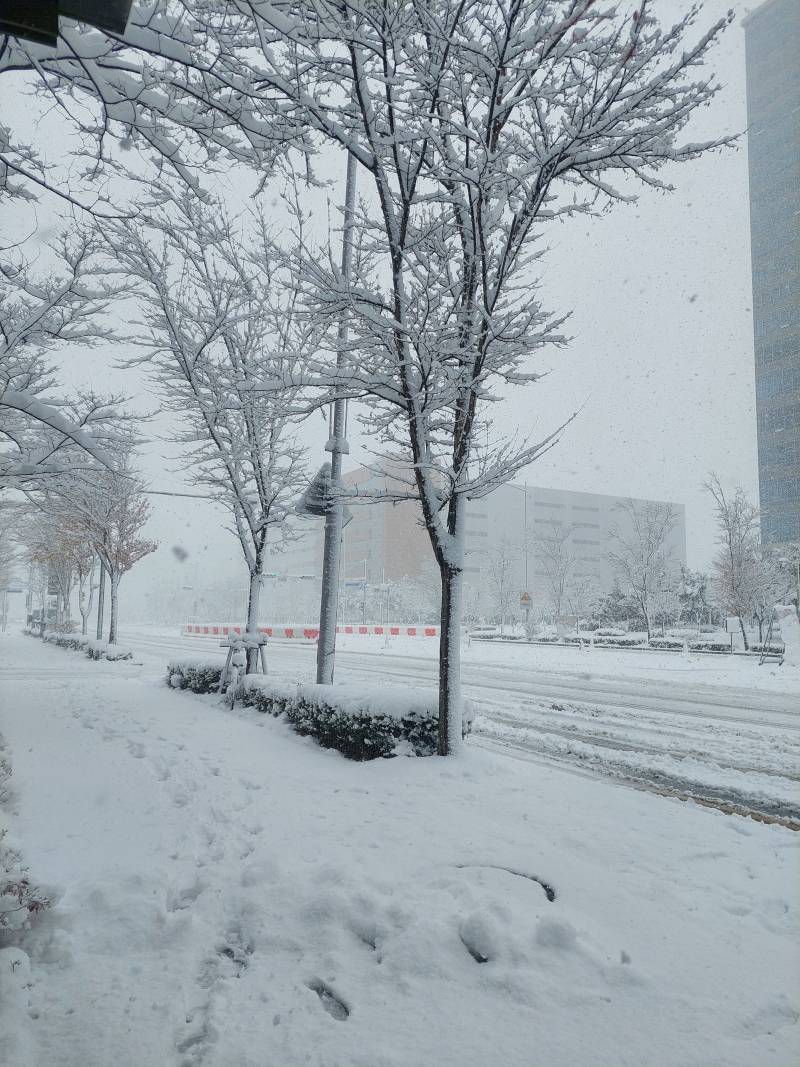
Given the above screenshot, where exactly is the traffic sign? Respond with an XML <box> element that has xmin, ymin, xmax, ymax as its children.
<box><xmin>520</xmin><ymin>591</ymin><xmax>532</xmax><ymax>605</ymax></box>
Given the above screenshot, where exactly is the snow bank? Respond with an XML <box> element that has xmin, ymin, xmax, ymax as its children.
<box><xmin>238</xmin><ymin>678</ymin><xmax>474</xmax><ymax>759</ymax></box>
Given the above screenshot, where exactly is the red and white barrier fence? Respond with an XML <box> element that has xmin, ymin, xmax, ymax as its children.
<box><xmin>184</xmin><ymin>623</ymin><xmax>439</xmax><ymax>640</ymax></box>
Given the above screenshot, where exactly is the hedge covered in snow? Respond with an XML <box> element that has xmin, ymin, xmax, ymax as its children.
<box><xmin>593</xmin><ymin>635</ymin><xmax>644</xmax><ymax>648</ymax></box>
<box><xmin>0</xmin><ymin>733</ymin><xmax>50</xmax><ymax>937</ymax></box>
<box><xmin>166</xmin><ymin>660</ymin><xmax>224</xmax><ymax>693</ymax></box>
<box><xmin>687</xmin><ymin>639</ymin><xmax>731</xmax><ymax>654</ymax></box>
<box><xmin>235</xmin><ymin>678</ymin><xmax>474</xmax><ymax>760</ymax></box>
<box><xmin>23</xmin><ymin>629</ymin><xmax>133</xmax><ymax>661</ymax></box>
<box><xmin>647</xmin><ymin>637</ymin><xmax>684</xmax><ymax>651</ymax></box>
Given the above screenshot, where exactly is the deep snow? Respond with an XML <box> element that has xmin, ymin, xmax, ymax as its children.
<box><xmin>1</xmin><ymin>631</ymin><xmax>799</xmax><ymax>1067</ymax></box>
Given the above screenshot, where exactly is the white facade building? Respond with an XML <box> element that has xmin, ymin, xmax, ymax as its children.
<box><xmin>274</xmin><ymin>469</ymin><xmax>687</xmax><ymax>622</ymax></box>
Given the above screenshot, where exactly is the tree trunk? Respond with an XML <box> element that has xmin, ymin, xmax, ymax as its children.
<box><xmin>108</xmin><ymin>573</ymin><xmax>120</xmax><ymax>644</ymax></box>
<box><xmin>738</xmin><ymin>614</ymin><xmax>749</xmax><ymax>651</ymax></box>
<box><xmin>96</xmin><ymin>562</ymin><xmax>106</xmax><ymax>640</ymax></box>
<box><xmin>437</xmin><ymin>563</ymin><xmax>464</xmax><ymax>756</ymax></box>
<box><xmin>245</xmin><ymin>565</ymin><xmax>262</xmax><ymax>673</ymax></box>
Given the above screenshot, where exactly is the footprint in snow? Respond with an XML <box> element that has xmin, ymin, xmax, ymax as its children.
<box><xmin>307</xmin><ymin>978</ymin><xmax>349</xmax><ymax>1021</ymax></box>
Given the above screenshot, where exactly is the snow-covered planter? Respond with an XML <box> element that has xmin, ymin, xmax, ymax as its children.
<box><xmin>236</xmin><ymin>679</ymin><xmax>474</xmax><ymax>760</ymax></box>
<box><xmin>166</xmin><ymin>660</ymin><xmax>225</xmax><ymax>693</ymax></box>
<box><xmin>688</xmin><ymin>639</ymin><xmax>731</xmax><ymax>654</ymax></box>
<box><xmin>648</xmin><ymin>638</ymin><xmax>684</xmax><ymax>651</ymax></box>
<box><xmin>594</xmin><ymin>635</ymin><xmax>644</xmax><ymax>648</ymax></box>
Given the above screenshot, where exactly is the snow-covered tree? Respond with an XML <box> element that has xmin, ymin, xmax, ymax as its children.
<box><xmin>0</xmin><ymin>229</ymin><xmax>126</xmax><ymax>483</ymax></box>
<box><xmin>239</xmin><ymin>0</ymin><xmax>732</xmax><ymax>752</ymax></box>
<box><xmin>749</xmin><ymin>548</ymin><xmax>791</xmax><ymax>643</ymax></box>
<box><xmin>111</xmin><ymin>190</ymin><xmax>310</xmax><ymax>670</ymax></box>
<box><xmin>485</xmin><ymin>541</ymin><xmax>519</xmax><ymax>634</ymax></box>
<box><xmin>706</xmin><ymin>476</ymin><xmax>762</xmax><ymax>651</ymax></box>
<box><xmin>536</xmin><ymin>521</ymin><xmax>578</xmax><ymax>624</ymax></box>
<box><xmin>678</xmin><ymin>565</ymin><xmax>713</xmax><ymax>628</ymax></box>
<box><xmin>30</xmin><ymin>461</ymin><xmax>157</xmax><ymax>643</ymax></box>
<box><xmin>606</xmin><ymin>499</ymin><xmax>678</xmax><ymax>640</ymax></box>
<box><xmin>565</xmin><ymin>575</ymin><xmax>597</xmax><ymax>634</ymax></box>
<box><xmin>1</xmin><ymin>7</ymin><xmax>304</xmax><ymax>210</ymax></box>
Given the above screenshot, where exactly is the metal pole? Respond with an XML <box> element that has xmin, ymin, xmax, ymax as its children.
<box><xmin>316</xmin><ymin>150</ymin><xmax>357</xmax><ymax>685</ymax></box>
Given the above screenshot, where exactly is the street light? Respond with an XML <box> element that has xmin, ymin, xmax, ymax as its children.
<box><xmin>1</xmin><ymin>1</ymin><xmax>133</xmax><ymax>45</ymax></box>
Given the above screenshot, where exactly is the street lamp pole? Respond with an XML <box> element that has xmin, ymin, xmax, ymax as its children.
<box><xmin>316</xmin><ymin>151</ymin><xmax>357</xmax><ymax>685</ymax></box>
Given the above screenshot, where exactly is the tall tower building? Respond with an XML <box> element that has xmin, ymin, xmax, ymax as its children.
<box><xmin>744</xmin><ymin>0</ymin><xmax>800</xmax><ymax>545</ymax></box>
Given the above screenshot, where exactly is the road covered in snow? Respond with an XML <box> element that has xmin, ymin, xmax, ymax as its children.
<box><xmin>1</xmin><ymin>630</ymin><xmax>799</xmax><ymax>1067</ymax></box>
<box><xmin>126</xmin><ymin>628</ymin><xmax>800</xmax><ymax>827</ymax></box>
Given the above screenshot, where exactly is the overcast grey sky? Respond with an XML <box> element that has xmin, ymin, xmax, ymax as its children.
<box><xmin>6</xmin><ymin>1</ymin><xmax>763</xmax><ymax>608</ymax></box>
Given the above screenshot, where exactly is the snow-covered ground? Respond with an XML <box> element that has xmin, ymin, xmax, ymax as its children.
<box><xmin>1</xmin><ymin>631</ymin><xmax>799</xmax><ymax>1066</ymax></box>
<box><xmin>126</xmin><ymin>626</ymin><xmax>800</xmax><ymax>824</ymax></box>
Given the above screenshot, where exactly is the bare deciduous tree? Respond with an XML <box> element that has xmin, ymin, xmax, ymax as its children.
<box><xmin>1</xmin><ymin>10</ymin><xmax>303</xmax><ymax>210</ymax></box>
<box><xmin>111</xmin><ymin>190</ymin><xmax>310</xmax><ymax>670</ymax></box>
<box><xmin>0</xmin><ymin>230</ymin><xmax>126</xmax><ymax>483</ymax></box>
<box><xmin>245</xmin><ymin>0</ymin><xmax>732</xmax><ymax>752</ymax></box>
<box><xmin>536</xmin><ymin>521</ymin><xmax>577</xmax><ymax>624</ymax></box>
<box><xmin>607</xmin><ymin>499</ymin><xmax>678</xmax><ymax>640</ymax></box>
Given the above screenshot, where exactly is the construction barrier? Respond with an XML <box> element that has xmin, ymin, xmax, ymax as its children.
<box><xmin>183</xmin><ymin>623</ymin><xmax>439</xmax><ymax>639</ymax></box>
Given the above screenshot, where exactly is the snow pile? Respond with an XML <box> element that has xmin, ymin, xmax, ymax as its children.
<box><xmin>238</xmin><ymin>678</ymin><xmax>474</xmax><ymax>759</ymax></box>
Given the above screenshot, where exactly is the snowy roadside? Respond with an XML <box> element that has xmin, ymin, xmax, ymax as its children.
<box><xmin>1</xmin><ymin>632</ymin><xmax>798</xmax><ymax>1066</ymax></box>
<box><xmin>122</xmin><ymin>624</ymin><xmax>800</xmax><ymax>698</ymax></box>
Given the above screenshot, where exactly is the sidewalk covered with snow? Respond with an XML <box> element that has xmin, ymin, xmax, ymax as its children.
<box><xmin>1</xmin><ymin>632</ymin><xmax>798</xmax><ymax>1067</ymax></box>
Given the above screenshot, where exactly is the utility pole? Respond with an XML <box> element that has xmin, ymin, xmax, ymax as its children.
<box><xmin>316</xmin><ymin>150</ymin><xmax>357</xmax><ymax>685</ymax></box>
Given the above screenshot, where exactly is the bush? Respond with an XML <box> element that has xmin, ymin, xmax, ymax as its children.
<box><xmin>534</xmin><ymin>634</ymin><xmax>560</xmax><ymax>643</ymax></box>
<box><xmin>166</xmin><ymin>660</ymin><xmax>225</xmax><ymax>693</ymax></box>
<box><xmin>594</xmin><ymin>635</ymin><xmax>644</xmax><ymax>648</ymax></box>
<box><xmin>596</xmin><ymin>627</ymin><xmax>626</xmax><ymax>637</ymax></box>
<box><xmin>750</xmin><ymin>642</ymin><xmax>785</xmax><ymax>655</ymax></box>
<box><xmin>236</xmin><ymin>678</ymin><xmax>474</xmax><ymax>760</ymax></box>
<box><xmin>648</xmin><ymin>637</ymin><xmax>684</xmax><ymax>650</ymax></box>
<box><xmin>38</xmin><ymin>630</ymin><xmax>133</xmax><ymax>660</ymax></box>
<box><xmin>42</xmin><ymin>631</ymin><xmax>90</xmax><ymax>652</ymax></box>
<box><xmin>688</xmin><ymin>639</ymin><xmax>731</xmax><ymax>654</ymax></box>
<box><xmin>86</xmin><ymin>640</ymin><xmax>132</xmax><ymax>661</ymax></box>
<box><xmin>562</xmin><ymin>635</ymin><xmax>585</xmax><ymax>645</ymax></box>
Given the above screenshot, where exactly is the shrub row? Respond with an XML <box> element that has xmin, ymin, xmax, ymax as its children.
<box><xmin>237</xmin><ymin>678</ymin><xmax>474</xmax><ymax>759</ymax></box>
<box><xmin>647</xmin><ymin>637</ymin><xmax>684</xmax><ymax>650</ymax></box>
<box><xmin>165</xmin><ymin>661</ymin><xmax>473</xmax><ymax>759</ymax></box>
<box><xmin>593</xmin><ymin>635</ymin><xmax>645</xmax><ymax>648</ymax></box>
<box><xmin>23</xmin><ymin>628</ymin><xmax>133</xmax><ymax>661</ymax></box>
<box><xmin>687</xmin><ymin>639</ymin><xmax>731</xmax><ymax>654</ymax></box>
<box><xmin>750</xmin><ymin>642</ymin><xmax>785</xmax><ymax>655</ymax></box>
